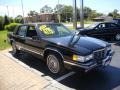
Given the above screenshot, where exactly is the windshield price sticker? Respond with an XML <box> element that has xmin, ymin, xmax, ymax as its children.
<box><xmin>39</xmin><ymin>25</ymin><xmax>55</xmax><ymax>35</ymax></box>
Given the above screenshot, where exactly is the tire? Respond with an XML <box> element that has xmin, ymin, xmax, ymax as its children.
<box><xmin>12</xmin><ymin>42</ymin><xmax>19</xmax><ymax>55</ymax></box>
<box><xmin>46</xmin><ymin>53</ymin><xmax>65</xmax><ymax>74</ymax></box>
<box><xmin>115</xmin><ymin>33</ymin><xmax>120</xmax><ymax>41</ymax></box>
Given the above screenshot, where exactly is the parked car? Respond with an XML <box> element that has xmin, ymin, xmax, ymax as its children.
<box><xmin>79</xmin><ymin>22</ymin><xmax>120</xmax><ymax>41</ymax></box>
<box><xmin>7</xmin><ymin>22</ymin><xmax>114</xmax><ymax>74</ymax></box>
<box><xmin>112</xmin><ymin>19</ymin><xmax>120</xmax><ymax>26</ymax></box>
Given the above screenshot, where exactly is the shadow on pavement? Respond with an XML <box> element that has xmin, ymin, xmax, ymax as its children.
<box><xmin>60</xmin><ymin>66</ymin><xmax>120</xmax><ymax>90</ymax></box>
<box><xmin>8</xmin><ymin>51</ymin><xmax>69</xmax><ymax>79</ymax></box>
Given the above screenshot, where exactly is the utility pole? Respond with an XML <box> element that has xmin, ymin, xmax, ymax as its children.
<box><xmin>73</xmin><ymin>0</ymin><xmax>77</xmax><ymax>29</ymax></box>
<box><xmin>21</xmin><ymin>0</ymin><xmax>25</xmax><ymax>23</ymax></box>
<box><xmin>80</xmin><ymin>0</ymin><xmax>84</xmax><ymax>28</ymax></box>
<box><xmin>58</xmin><ymin>0</ymin><xmax>61</xmax><ymax>23</ymax></box>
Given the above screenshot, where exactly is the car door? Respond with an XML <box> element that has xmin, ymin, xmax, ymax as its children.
<box><xmin>97</xmin><ymin>23</ymin><xmax>110</xmax><ymax>38</ymax></box>
<box><xmin>95</xmin><ymin>23</ymin><xmax>120</xmax><ymax>39</ymax></box>
<box><xmin>89</xmin><ymin>23</ymin><xmax>107</xmax><ymax>39</ymax></box>
<box><xmin>24</xmin><ymin>25</ymin><xmax>44</xmax><ymax>56</ymax></box>
<box><xmin>106</xmin><ymin>23</ymin><xmax>120</xmax><ymax>36</ymax></box>
<box><xmin>15</xmin><ymin>25</ymin><xmax>28</xmax><ymax>49</ymax></box>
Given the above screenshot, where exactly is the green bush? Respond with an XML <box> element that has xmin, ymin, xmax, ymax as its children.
<box><xmin>5</xmin><ymin>23</ymin><xmax>20</xmax><ymax>32</ymax></box>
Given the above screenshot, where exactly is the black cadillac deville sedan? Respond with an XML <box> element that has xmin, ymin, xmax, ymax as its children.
<box><xmin>8</xmin><ymin>22</ymin><xmax>114</xmax><ymax>74</ymax></box>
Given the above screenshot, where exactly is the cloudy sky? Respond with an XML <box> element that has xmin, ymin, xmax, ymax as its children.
<box><xmin>0</xmin><ymin>0</ymin><xmax>120</xmax><ymax>17</ymax></box>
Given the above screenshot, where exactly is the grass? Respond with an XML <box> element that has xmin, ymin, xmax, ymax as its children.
<box><xmin>0</xmin><ymin>30</ymin><xmax>11</xmax><ymax>50</ymax></box>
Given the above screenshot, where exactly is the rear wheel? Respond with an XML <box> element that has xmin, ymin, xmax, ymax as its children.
<box><xmin>46</xmin><ymin>53</ymin><xmax>64</xmax><ymax>74</ymax></box>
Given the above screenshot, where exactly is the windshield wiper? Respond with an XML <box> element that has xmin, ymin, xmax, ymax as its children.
<box><xmin>69</xmin><ymin>32</ymin><xmax>81</xmax><ymax>47</ymax></box>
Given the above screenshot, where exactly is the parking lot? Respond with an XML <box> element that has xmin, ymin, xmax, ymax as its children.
<box><xmin>2</xmin><ymin>41</ymin><xmax>120</xmax><ymax>90</ymax></box>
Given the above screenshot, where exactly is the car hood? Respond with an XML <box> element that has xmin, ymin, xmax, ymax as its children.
<box><xmin>43</xmin><ymin>35</ymin><xmax>110</xmax><ymax>55</ymax></box>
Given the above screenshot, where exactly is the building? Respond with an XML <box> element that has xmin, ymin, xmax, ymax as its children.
<box><xmin>92</xmin><ymin>15</ymin><xmax>113</xmax><ymax>22</ymax></box>
<box><xmin>25</xmin><ymin>13</ymin><xmax>58</xmax><ymax>23</ymax></box>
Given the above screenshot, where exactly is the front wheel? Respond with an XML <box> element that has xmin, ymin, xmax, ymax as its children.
<box><xmin>46</xmin><ymin>53</ymin><xmax>64</xmax><ymax>74</ymax></box>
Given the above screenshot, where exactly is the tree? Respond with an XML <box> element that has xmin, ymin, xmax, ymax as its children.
<box><xmin>28</xmin><ymin>10</ymin><xmax>38</xmax><ymax>17</ymax></box>
<box><xmin>54</xmin><ymin>4</ymin><xmax>64</xmax><ymax>13</ymax></box>
<box><xmin>40</xmin><ymin>5</ymin><xmax>53</xmax><ymax>13</ymax></box>
<box><xmin>84</xmin><ymin>7</ymin><xmax>92</xmax><ymax>20</ymax></box>
<box><xmin>60</xmin><ymin>5</ymin><xmax>73</xmax><ymax>22</ymax></box>
<box><xmin>0</xmin><ymin>16</ymin><xmax>4</xmax><ymax>30</ymax></box>
<box><xmin>9</xmin><ymin>17</ymin><xmax>14</xmax><ymax>23</ymax></box>
<box><xmin>15</xmin><ymin>15</ymin><xmax>23</xmax><ymax>23</ymax></box>
<box><xmin>108</xmin><ymin>9</ymin><xmax>120</xmax><ymax>18</ymax></box>
<box><xmin>108</xmin><ymin>13</ymin><xmax>113</xmax><ymax>17</ymax></box>
<box><xmin>90</xmin><ymin>10</ymin><xmax>98</xmax><ymax>19</ymax></box>
<box><xmin>113</xmin><ymin>9</ymin><xmax>119</xmax><ymax>18</ymax></box>
<box><xmin>3</xmin><ymin>15</ymin><xmax>9</xmax><ymax>27</ymax></box>
<box><xmin>96</xmin><ymin>12</ymin><xmax>103</xmax><ymax>17</ymax></box>
<box><xmin>83</xmin><ymin>7</ymin><xmax>103</xmax><ymax>20</ymax></box>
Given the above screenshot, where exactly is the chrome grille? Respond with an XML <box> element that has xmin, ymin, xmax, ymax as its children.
<box><xmin>93</xmin><ymin>49</ymin><xmax>106</xmax><ymax>60</ymax></box>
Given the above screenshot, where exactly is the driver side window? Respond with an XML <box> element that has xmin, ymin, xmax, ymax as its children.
<box><xmin>26</xmin><ymin>26</ymin><xmax>37</xmax><ymax>38</ymax></box>
<box><xmin>98</xmin><ymin>24</ymin><xmax>106</xmax><ymax>29</ymax></box>
<box><xmin>17</xmin><ymin>25</ymin><xmax>27</xmax><ymax>37</ymax></box>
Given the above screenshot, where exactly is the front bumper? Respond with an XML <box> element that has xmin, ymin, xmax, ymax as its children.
<box><xmin>64</xmin><ymin>50</ymin><xmax>114</xmax><ymax>72</ymax></box>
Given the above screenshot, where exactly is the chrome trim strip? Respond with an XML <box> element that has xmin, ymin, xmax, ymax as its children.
<box><xmin>93</xmin><ymin>48</ymin><xmax>105</xmax><ymax>52</ymax></box>
<box><xmin>64</xmin><ymin>60</ymin><xmax>97</xmax><ymax>70</ymax></box>
<box><xmin>24</xmin><ymin>48</ymin><xmax>43</xmax><ymax>55</ymax></box>
<box><xmin>64</xmin><ymin>61</ymin><xmax>88</xmax><ymax>68</ymax></box>
<box><xmin>17</xmin><ymin>45</ymin><xmax>43</xmax><ymax>56</ymax></box>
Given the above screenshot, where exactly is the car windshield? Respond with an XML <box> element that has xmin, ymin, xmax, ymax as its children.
<box><xmin>87</xmin><ymin>23</ymin><xmax>99</xmax><ymax>29</ymax></box>
<box><xmin>38</xmin><ymin>24</ymin><xmax>72</xmax><ymax>37</ymax></box>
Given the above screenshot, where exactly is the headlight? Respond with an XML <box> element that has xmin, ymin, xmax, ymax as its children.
<box><xmin>73</xmin><ymin>54</ymin><xmax>93</xmax><ymax>62</ymax></box>
<box><xmin>85</xmin><ymin>54</ymin><xmax>93</xmax><ymax>61</ymax></box>
<box><xmin>106</xmin><ymin>46</ymin><xmax>111</xmax><ymax>51</ymax></box>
